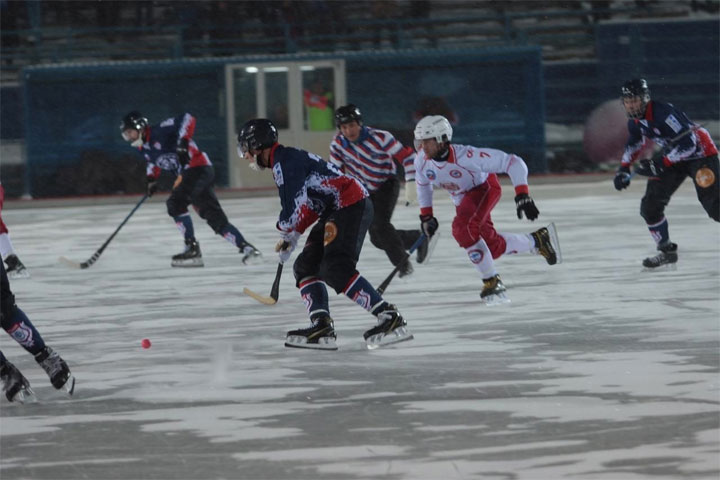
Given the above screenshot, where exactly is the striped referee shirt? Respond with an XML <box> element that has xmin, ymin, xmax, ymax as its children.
<box><xmin>329</xmin><ymin>126</ymin><xmax>416</xmax><ymax>193</ymax></box>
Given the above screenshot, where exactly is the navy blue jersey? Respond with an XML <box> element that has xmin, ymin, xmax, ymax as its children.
<box><xmin>140</xmin><ymin>113</ymin><xmax>212</xmax><ymax>179</ymax></box>
<box><xmin>622</xmin><ymin>100</ymin><xmax>717</xmax><ymax>167</ymax></box>
<box><xmin>268</xmin><ymin>144</ymin><xmax>368</xmax><ymax>234</ymax></box>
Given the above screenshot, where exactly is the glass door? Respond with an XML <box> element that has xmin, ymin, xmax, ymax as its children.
<box><xmin>225</xmin><ymin>59</ymin><xmax>346</xmax><ymax>188</ymax></box>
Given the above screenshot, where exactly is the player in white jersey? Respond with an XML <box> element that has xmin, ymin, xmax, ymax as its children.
<box><xmin>0</xmin><ymin>183</ymin><xmax>28</xmax><ymax>278</ymax></box>
<box><xmin>413</xmin><ymin>116</ymin><xmax>561</xmax><ymax>304</ymax></box>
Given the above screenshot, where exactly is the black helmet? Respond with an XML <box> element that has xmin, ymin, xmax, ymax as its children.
<box><xmin>237</xmin><ymin>119</ymin><xmax>278</xmax><ymax>156</ymax></box>
<box><xmin>335</xmin><ymin>104</ymin><xmax>362</xmax><ymax>128</ymax></box>
<box><xmin>120</xmin><ymin>110</ymin><xmax>148</xmax><ymax>133</ymax></box>
<box><xmin>120</xmin><ymin>111</ymin><xmax>148</xmax><ymax>145</ymax></box>
<box><xmin>621</xmin><ymin>78</ymin><xmax>650</xmax><ymax>98</ymax></box>
<box><xmin>621</xmin><ymin>79</ymin><xmax>651</xmax><ymax>119</ymax></box>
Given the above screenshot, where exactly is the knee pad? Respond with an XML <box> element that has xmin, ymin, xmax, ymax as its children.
<box><xmin>166</xmin><ymin>197</ymin><xmax>186</xmax><ymax>218</ymax></box>
<box><xmin>293</xmin><ymin>256</ymin><xmax>316</xmax><ymax>287</ymax></box>
<box><xmin>640</xmin><ymin>197</ymin><xmax>663</xmax><ymax>224</ymax></box>
<box><xmin>368</xmin><ymin>225</ymin><xmax>384</xmax><ymax>249</ymax></box>
<box><xmin>197</xmin><ymin>205</ymin><xmax>228</xmax><ymax>234</ymax></box>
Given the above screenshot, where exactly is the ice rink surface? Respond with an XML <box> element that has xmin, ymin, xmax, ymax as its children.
<box><xmin>1</xmin><ymin>178</ymin><xmax>718</xmax><ymax>480</ymax></box>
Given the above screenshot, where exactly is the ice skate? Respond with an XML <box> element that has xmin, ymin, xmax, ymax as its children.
<box><xmin>531</xmin><ymin>222</ymin><xmax>562</xmax><ymax>265</ymax></box>
<box><xmin>239</xmin><ymin>242</ymin><xmax>263</xmax><ymax>265</ymax></box>
<box><xmin>643</xmin><ymin>242</ymin><xmax>678</xmax><ymax>271</ymax></box>
<box><xmin>5</xmin><ymin>254</ymin><xmax>30</xmax><ymax>279</ymax></box>
<box><xmin>171</xmin><ymin>239</ymin><xmax>204</xmax><ymax>267</ymax></box>
<box><xmin>480</xmin><ymin>275</ymin><xmax>511</xmax><ymax>306</ymax></box>
<box><xmin>35</xmin><ymin>347</ymin><xmax>75</xmax><ymax>395</ymax></box>
<box><xmin>364</xmin><ymin>304</ymin><xmax>413</xmax><ymax>349</ymax></box>
<box><xmin>0</xmin><ymin>360</ymin><xmax>36</xmax><ymax>403</ymax></box>
<box><xmin>285</xmin><ymin>316</ymin><xmax>338</xmax><ymax>350</ymax></box>
<box><xmin>416</xmin><ymin>233</ymin><xmax>439</xmax><ymax>264</ymax></box>
<box><xmin>397</xmin><ymin>259</ymin><xmax>413</xmax><ymax>278</ymax></box>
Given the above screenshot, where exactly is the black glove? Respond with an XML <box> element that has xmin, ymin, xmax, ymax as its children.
<box><xmin>176</xmin><ymin>138</ymin><xmax>190</xmax><ymax>166</ymax></box>
<box><xmin>515</xmin><ymin>193</ymin><xmax>539</xmax><ymax>221</ymax></box>
<box><xmin>634</xmin><ymin>152</ymin><xmax>665</xmax><ymax>177</ymax></box>
<box><xmin>419</xmin><ymin>214</ymin><xmax>439</xmax><ymax>237</ymax></box>
<box><xmin>613</xmin><ymin>165</ymin><xmax>631</xmax><ymax>190</ymax></box>
<box><xmin>146</xmin><ymin>176</ymin><xmax>158</xmax><ymax>197</ymax></box>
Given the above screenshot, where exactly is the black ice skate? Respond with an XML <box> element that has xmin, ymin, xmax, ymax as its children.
<box><xmin>285</xmin><ymin>316</ymin><xmax>338</xmax><ymax>350</ymax></box>
<box><xmin>416</xmin><ymin>233</ymin><xmax>439</xmax><ymax>264</ymax></box>
<box><xmin>0</xmin><ymin>360</ymin><xmax>36</xmax><ymax>403</ymax></box>
<box><xmin>531</xmin><ymin>222</ymin><xmax>562</xmax><ymax>265</ymax></box>
<box><xmin>239</xmin><ymin>242</ymin><xmax>263</xmax><ymax>265</ymax></box>
<box><xmin>5</xmin><ymin>254</ymin><xmax>30</xmax><ymax>279</ymax></box>
<box><xmin>171</xmin><ymin>239</ymin><xmax>204</xmax><ymax>268</ymax></box>
<box><xmin>480</xmin><ymin>275</ymin><xmax>510</xmax><ymax>306</ymax></box>
<box><xmin>35</xmin><ymin>347</ymin><xmax>75</xmax><ymax>395</ymax></box>
<box><xmin>364</xmin><ymin>304</ymin><xmax>413</xmax><ymax>349</ymax></box>
<box><xmin>643</xmin><ymin>242</ymin><xmax>678</xmax><ymax>271</ymax></box>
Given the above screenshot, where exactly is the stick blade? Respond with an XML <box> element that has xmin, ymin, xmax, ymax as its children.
<box><xmin>243</xmin><ymin>287</ymin><xmax>278</xmax><ymax>305</ymax></box>
<box><xmin>58</xmin><ymin>256</ymin><xmax>87</xmax><ymax>269</ymax></box>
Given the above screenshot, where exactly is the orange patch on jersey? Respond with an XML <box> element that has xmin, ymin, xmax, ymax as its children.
<box><xmin>324</xmin><ymin>222</ymin><xmax>338</xmax><ymax>246</ymax></box>
<box><xmin>695</xmin><ymin>167</ymin><xmax>715</xmax><ymax>188</ymax></box>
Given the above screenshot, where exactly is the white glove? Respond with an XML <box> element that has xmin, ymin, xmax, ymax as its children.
<box><xmin>404</xmin><ymin>180</ymin><xmax>417</xmax><ymax>206</ymax></box>
<box><xmin>275</xmin><ymin>231</ymin><xmax>300</xmax><ymax>264</ymax></box>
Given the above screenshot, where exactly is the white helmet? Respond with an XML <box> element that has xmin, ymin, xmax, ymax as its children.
<box><xmin>413</xmin><ymin>115</ymin><xmax>453</xmax><ymax>150</ymax></box>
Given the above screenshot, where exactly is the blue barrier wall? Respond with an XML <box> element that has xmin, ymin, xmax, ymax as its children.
<box><xmin>544</xmin><ymin>19</ymin><xmax>719</xmax><ymax>124</ymax></box>
<box><xmin>22</xmin><ymin>47</ymin><xmax>545</xmax><ymax>197</ymax></box>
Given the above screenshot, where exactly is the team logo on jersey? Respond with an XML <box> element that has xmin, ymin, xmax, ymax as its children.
<box><xmin>324</xmin><ymin>221</ymin><xmax>338</xmax><ymax>246</ymax></box>
<box><xmin>695</xmin><ymin>167</ymin><xmax>715</xmax><ymax>188</ymax></box>
<box><xmin>426</xmin><ymin>169</ymin><xmax>436</xmax><ymax>180</ymax></box>
<box><xmin>665</xmin><ymin>114</ymin><xmax>682</xmax><ymax>133</ymax></box>
<box><xmin>273</xmin><ymin>163</ymin><xmax>284</xmax><ymax>186</ymax></box>
<box><xmin>156</xmin><ymin>153</ymin><xmax>176</xmax><ymax>169</ymax></box>
<box><xmin>450</xmin><ymin>169</ymin><xmax>462</xmax><ymax>178</ymax></box>
<box><xmin>468</xmin><ymin>248</ymin><xmax>484</xmax><ymax>264</ymax></box>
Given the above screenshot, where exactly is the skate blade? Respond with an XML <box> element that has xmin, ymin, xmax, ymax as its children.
<box><xmin>284</xmin><ymin>335</ymin><xmax>338</xmax><ymax>351</ymax></box>
<box><xmin>62</xmin><ymin>375</ymin><xmax>76</xmax><ymax>396</ymax></box>
<box><xmin>642</xmin><ymin>263</ymin><xmax>677</xmax><ymax>272</ymax></box>
<box><xmin>418</xmin><ymin>233</ymin><xmax>440</xmax><ymax>265</ymax></box>
<box><xmin>8</xmin><ymin>270</ymin><xmax>30</xmax><ymax>279</ymax></box>
<box><xmin>481</xmin><ymin>293</ymin><xmax>511</xmax><ymax>306</ymax></box>
<box><xmin>365</xmin><ymin>327</ymin><xmax>414</xmax><ymax>350</ymax></box>
<box><xmin>11</xmin><ymin>387</ymin><xmax>38</xmax><ymax>404</ymax></box>
<box><xmin>546</xmin><ymin>222</ymin><xmax>562</xmax><ymax>265</ymax></box>
<box><xmin>171</xmin><ymin>258</ymin><xmax>204</xmax><ymax>268</ymax></box>
<box><xmin>242</xmin><ymin>253</ymin><xmax>264</xmax><ymax>265</ymax></box>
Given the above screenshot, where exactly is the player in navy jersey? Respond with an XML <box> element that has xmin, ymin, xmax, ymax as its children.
<box><xmin>613</xmin><ymin>79</ymin><xmax>719</xmax><ymax>270</ymax></box>
<box><xmin>237</xmin><ymin>118</ymin><xmax>413</xmax><ymax>350</ymax></box>
<box><xmin>330</xmin><ymin>104</ymin><xmax>425</xmax><ymax>277</ymax></box>
<box><xmin>1</xmin><ymin>261</ymin><xmax>74</xmax><ymax>402</ymax></box>
<box><xmin>121</xmin><ymin>111</ymin><xmax>261</xmax><ymax>267</ymax></box>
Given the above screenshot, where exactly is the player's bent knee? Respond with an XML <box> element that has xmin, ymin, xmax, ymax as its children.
<box><xmin>319</xmin><ymin>264</ymin><xmax>353</xmax><ymax>294</ymax></box>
